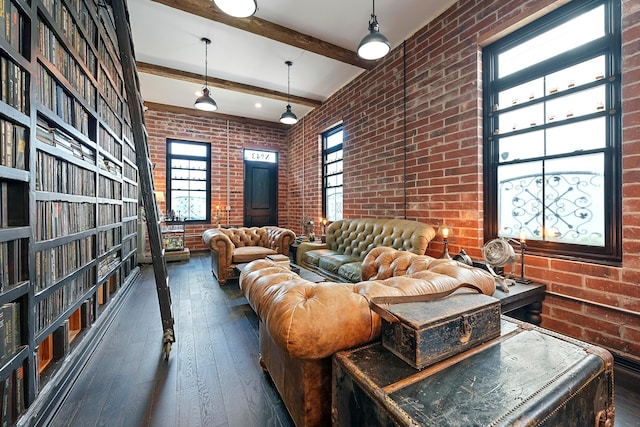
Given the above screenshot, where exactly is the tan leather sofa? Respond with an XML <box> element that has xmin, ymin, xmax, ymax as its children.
<box><xmin>240</xmin><ymin>246</ymin><xmax>496</xmax><ymax>426</ymax></box>
<box><xmin>202</xmin><ymin>226</ymin><xmax>295</xmax><ymax>284</ymax></box>
<box><xmin>296</xmin><ymin>218</ymin><xmax>436</xmax><ymax>282</ymax></box>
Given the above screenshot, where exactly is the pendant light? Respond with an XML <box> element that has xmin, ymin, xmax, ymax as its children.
<box><xmin>280</xmin><ymin>61</ymin><xmax>298</xmax><ymax>125</ymax></box>
<box><xmin>357</xmin><ymin>0</ymin><xmax>390</xmax><ymax>60</ymax></box>
<box><xmin>214</xmin><ymin>0</ymin><xmax>257</xmax><ymax>18</ymax></box>
<box><xmin>194</xmin><ymin>37</ymin><xmax>218</xmax><ymax>112</ymax></box>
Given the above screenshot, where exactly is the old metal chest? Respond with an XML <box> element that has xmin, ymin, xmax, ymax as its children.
<box><xmin>375</xmin><ymin>293</ymin><xmax>501</xmax><ymax>369</ymax></box>
<box><xmin>332</xmin><ymin>317</ymin><xmax>614</xmax><ymax>427</ymax></box>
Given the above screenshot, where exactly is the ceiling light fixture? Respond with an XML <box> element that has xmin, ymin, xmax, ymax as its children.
<box><xmin>213</xmin><ymin>0</ymin><xmax>257</xmax><ymax>18</ymax></box>
<box><xmin>194</xmin><ymin>37</ymin><xmax>218</xmax><ymax>112</ymax></box>
<box><xmin>280</xmin><ymin>61</ymin><xmax>298</xmax><ymax>125</ymax></box>
<box><xmin>357</xmin><ymin>0</ymin><xmax>390</xmax><ymax>60</ymax></box>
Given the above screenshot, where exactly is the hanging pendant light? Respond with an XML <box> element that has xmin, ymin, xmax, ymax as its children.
<box><xmin>280</xmin><ymin>61</ymin><xmax>298</xmax><ymax>125</ymax></box>
<box><xmin>357</xmin><ymin>0</ymin><xmax>390</xmax><ymax>60</ymax></box>
<box><xmin>194</xmin><ymin>37</ymin><xmax>218</xmax><ymax>112</ymax></box>
<box><xmin>214</xmin><ymin>0</ymin><xmax>257</xmax><ymax>18</ymax></box>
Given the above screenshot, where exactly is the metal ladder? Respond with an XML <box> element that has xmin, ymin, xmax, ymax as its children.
<box><xmin>110</xmin><ymin>0</ymin><xmax>175</xmax><ymax>359</ymax></box>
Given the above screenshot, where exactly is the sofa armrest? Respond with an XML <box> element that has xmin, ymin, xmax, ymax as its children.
<box><xmin>264</xmin><ymin>226</ymin><xmax>296</xmax><ymax>255</ymax></box>
<box><xmin>203</xmin><ymin>228</ymin><xmax>234</xmax><ymax>267</ymax></box>
<box><xmin>296</xmin><ymin>241</ymin><xmax>328</xmax><ymax>264</ymax></box>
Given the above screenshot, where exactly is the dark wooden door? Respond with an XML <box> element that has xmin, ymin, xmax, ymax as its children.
<box><xmin>244</xmin><ymin>160</ymin><xmax>278</xmax><ymax>226</ymax></box>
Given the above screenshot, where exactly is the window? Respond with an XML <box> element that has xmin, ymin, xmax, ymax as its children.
<box><xmin>166</xmin><ymin>139</ymin><xmax>211</xmax><ymax>222</ymax></box>
<box><xmin>322</xmin><ymin>125</ymin><xmax>343</xmax><ymax>221</ymax></box>
<box><xmin>483</xmin><ymin>0</ymin><xmax>621</xmax><ymax>263</ymax></box>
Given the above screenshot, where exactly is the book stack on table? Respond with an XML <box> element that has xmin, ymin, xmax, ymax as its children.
<box><xmin>266</xmin><ymin>254</ymin><xmax>291</xmax><ymax>270</ymax></box>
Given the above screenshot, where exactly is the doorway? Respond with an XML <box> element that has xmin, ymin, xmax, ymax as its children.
<box><xmin>243</xmin><ymin>149</ymin><xmax>278</xmax><ymax>226</ymax></box>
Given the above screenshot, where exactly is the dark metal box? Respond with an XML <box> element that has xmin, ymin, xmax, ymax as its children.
<box><xmin>375</xmin><ymin>293</ymin><xmax>501</xmax><ymax>369</ymax></box>
<box><xmin>332</xmin><ymin>317</ymin><xmax>615</xmax><ymax>427</ymax></box>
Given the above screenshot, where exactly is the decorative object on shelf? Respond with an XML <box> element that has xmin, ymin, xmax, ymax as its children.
<box><xmin>300</xmin><ymin>215</ymin><xmax>315</xmax><ymax>240</ymax></box>
<box><xmin>213</xmin><ymin>0</ymin><xmax>257</xmax><ymax>18</ymax></box>
<box><xmin>194</xmin><ymin>37</ymin><xmax>218</xmax><ymax>112</ymax></box>
<box><xmin>280</xmin><ymin>61</ymin><xmax>298</xmax><ymax>125</ymax></box>
<box><xmin>155</xmin><ymin>191</ymin><xmax>165</xmax><ymax>219</ymax></box>
<box><xmin>357</xmin><ymin>0</ymin><xmax>390</xmax><ymax>60</ymax></box>
<box><xmin>437</xmin><ymin>224</ymin><xmax>453</xmax><ymax>259</ymax></box>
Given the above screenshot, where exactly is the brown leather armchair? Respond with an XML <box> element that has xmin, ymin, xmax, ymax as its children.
<box><xmin>202</xmin><ymin>226</ymin><xmax>295</xmax><ymax>284</ymax></box>
<box><xmin>240</xmin><ymin>247</ymin><xmax>496</xmax><ymax>426</ymax></box>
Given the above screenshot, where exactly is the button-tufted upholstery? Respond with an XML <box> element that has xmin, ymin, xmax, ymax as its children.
<box><xmin>297</xmin><ymin>218</ymin><xmax>436</xmax><ymax>283</ymax></box>
<box><xmin>240</xmin><ymin>246</ymin><xmax>495</xmax><ymax>426</ymax></box>
<box><xmin>202</xmin><ymin>226</ymin><xmax>295</xmax><ymax>284</ymax></box>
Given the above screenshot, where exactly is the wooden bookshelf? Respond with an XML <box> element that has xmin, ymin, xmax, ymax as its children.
<box><xmin>0</xmin><ymin>0</ymin><xmax>140</xmax><ymax>423</ymax></box>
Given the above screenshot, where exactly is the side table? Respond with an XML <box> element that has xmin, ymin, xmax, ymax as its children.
<box><xmin>493</xmin><ymin>281</ymin><xmax>546</xmax><ymax>325</ymax></box>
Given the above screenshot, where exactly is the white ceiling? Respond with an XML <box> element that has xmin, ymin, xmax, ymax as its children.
<box><xmin>128</xmin><ymin>0</ymin><xmax>456</xmax><ymax>124</ymax></box>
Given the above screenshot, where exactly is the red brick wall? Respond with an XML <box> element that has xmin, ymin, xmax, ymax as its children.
<box><xmin>285</xmin><ymin>0</ymin><xmax>640</xmax><ymax>363</ymax></box>
<box><xmin>144</xmin><ymin>109</ymin><xmax>288</xmax><ymax>251</ymax></box>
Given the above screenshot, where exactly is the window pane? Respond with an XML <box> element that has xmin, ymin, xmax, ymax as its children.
<box><xmin>326</xmin><ymin>187</ymin><xmax>343</xmax><ymax>221</ymax></box>
<box><xmin>546</xmin><ymin>117</ymin><xmax>606</xmax><ymax>156</ymax></box>
<box><xmin>326</xmin><ymin>160</ymin><xmax>343</xmax><ymax>175</ymax></box>
<box><xmin>497</xmin><ymin>154</ymin><xmax>604</xmax><ymax>246</ymax></box>
<box><xmin>498</xmin><ymin>6</ymin><xmax>604</xmax><ymax>77</ymax></box>
<box><xmin>546</xmin><ymin>86</ymin><xmax>606</xmax><ymax>123</ymax></box>
<box><xmin>498</xmin><ymin>78</ymin><xmax>544</xmax><ymax>108</ymax></box>
<box><xmin>546</xmin><ymin>56</ymin><xmax>606</xmax><ymax>94</ymax></box>
<box><xmin>171</xmin><ymin>190</ymin><xmax>207</xmax><ymax>221</ymax></box>
<box><xmin>326</xmin><ymin>150</ymin><xmax>343</xmax><ymax>163</ymax></box>
<box><xmin>325</xmin><ymin>130</ymin><xmax>343</xmax><ymax>149</ymax></box>
<box><xmin>170</xmin><ymin>142</ymin><xmax>207</xmax><ymax>157</ymax></box>
<box><xmin>498</xmin><ymin>130</ymin><xmax>544</xmax><ymax>163</ymax></box>
<box><xmin>499</xmin><ymin>103</ymin><xmax>544</xmax><ymax>132</ymax></box>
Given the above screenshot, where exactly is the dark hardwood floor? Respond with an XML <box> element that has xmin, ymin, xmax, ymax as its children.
<box><xmin>48</xmin><ymin>253</ymin><xmax>639</xmax><ymax>426</ymax></box>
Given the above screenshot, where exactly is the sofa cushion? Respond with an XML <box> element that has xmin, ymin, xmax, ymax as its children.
<box><xmin>318</xmin><ymin>254</ymin><xmax>359</xmax><ymax>276</ymax></box>
<box><xmin>233</xmin><ymin>246</ymin><xmax>277</xmax><ymax>263</ymax></box>
<box><xmin>338</xmin><ymin>262</ymin><xmax>362</xmax><ymax>283</ymax></box>
<box><xmin>302</xmin><ymin>249</ymin><xmax>337</xmax><ymax>267</ymax></box>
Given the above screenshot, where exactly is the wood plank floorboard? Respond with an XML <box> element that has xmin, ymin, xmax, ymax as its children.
<box><xmin>47</xmin><ymin>252</ymin><xmax>639</xmax><ymax>427</ymax></box>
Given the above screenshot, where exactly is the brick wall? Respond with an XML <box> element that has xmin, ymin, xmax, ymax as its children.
<box><xmin>285</xmin><ymin>0</ymin><xmax>640</xmax><ymax>363</ymax></box>
<box><xmin>144</xmin><ymin>109</ymin><xmax>288</xmax><ymax>251</ymax></box>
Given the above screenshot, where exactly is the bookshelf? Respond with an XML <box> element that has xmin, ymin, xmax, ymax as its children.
<box><xmin>0</xmin><ymin>0</ymin><xmax>140</xmax><ymax>424</ymax></box>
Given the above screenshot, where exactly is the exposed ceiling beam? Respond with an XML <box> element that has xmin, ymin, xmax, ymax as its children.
<box><xmin>137</xmin><ymin>61</ymin><xmax>322</xmax><ymax>108</ymax></box>
<box><xmin>150</xmin><ymin>0</ymin><xmax>375</xmax><ymax>70</ymax></box>
<box><xmin>144</xmin><ymin>101</ymin><xmax>290</xmax><ymax>129</ymax></box>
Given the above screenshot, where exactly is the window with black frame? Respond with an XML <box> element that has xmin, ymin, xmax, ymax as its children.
<box><xmin>165</xmin><ymin>139</ymin><xmax>211</xmax><ymax>222</ymax></box>
<box><xmin>322</xmin><ymin>125</ymin><xmax>344</xmax><ymax>221</ymax></box>
<box><xmin>482</xmin><ymin>0</ymin><xmax>621</xmax><ymax>263</ymax></box>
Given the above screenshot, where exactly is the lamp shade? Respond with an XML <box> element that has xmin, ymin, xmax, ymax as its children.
<box><xmin>437</xmin><ymin>225</ymin><xmax>454</xmax><ymax>239</ymax></box>
<box><xmin>357</xmin><ymin>25</ymin><xmax>390</xmax><ymax>60</ymax></box>
<box><xmin>214</xmin><ymin>0</ymin><xmax>257</xmax><ymax>18</ymax></box>
<box><xmin>280</xmin><ymin>105</ymin><xmax>298</xmax><ymax>125</ymax></box>
<box><xmin>194</xmin><ymin>87</ymin><xmax>218</xmax><ymax>111</ymax></box>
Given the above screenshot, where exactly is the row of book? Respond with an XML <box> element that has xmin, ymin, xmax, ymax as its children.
<box><xmin>35</xmin><ymin>200</ymin><xmax>95</xmax><ymax>241</ymax></box>
<box><xmin>41</xmin><ymin>0</ymin><xmax>98</xmax><ymax>77</ymax></box>
<box><xmin>98</xmin><ymin>34</ymin><xmax>122</xmax><ymax>96</ymax></box>
<box><xmin>97</xmin><ymin>203</ymin><xmax>121</xmax><ymax>227</ymax></box>
<box><xmin>122</xmin><ymin>201</ymin><xmax>137</xmax><ymax>218</ymax></box>
<box><xmin>36</xmin><ymin>149</ymin><xmax>96</xmax><ymax>196</ymax></box>
<box><xmin>39</xmin><ymin>20</ymin><xmax>97</xmax><ymax>109</ymax></box>
<box><xmin>0</xmin><ymin>119</ymin><xmax>26</xmax><ymax>170</ymax></box>
<box><xmin>0</xmin><ymin>0</ymin><xmax>25</xmax><ymax>56</ymax></box>
<box><xmin>0</xmin><ymin>363</ymin><xmax>24</xmax><ymax>425</ymax></box>
<box><xmin>99</xmin><ymin>67</ymin><xmax>122</xmax><ymax>117</ymax></box>
<box><xmin>99</xmin><ymin>154</ymin><xmax>121</xmax><ymax>178</ymax></box>
<box><xmin>97</xmin><ymin>252</ymin><xmax>119</xmax><ymax>280</ymax></box>
<box><xmin>1</xmin><ymin>55</ymin><xmax>27</xmax><ymax>114</ymax></box>
<box><xmin>98</xmin><ymin>227</ymin><xmax>120</xmax><ymax>256</ymax></box>
<box><xmin>0</xmin><ymin>302</ymin><xmax>20</xmax><ymax>364</ymax></box>
<box><xmin>41</xmin><ymin>0</ymin><xmax>98</xmax><ymax>52</ymax></box>
<box><xmin>98</xmin><ymin>125</ymin><xmax>122</xmax><ymax>161</ymax></box>
<box><xmin>37</xmin><ymin>64</ymin><xmax>91</xmax><ymax>135</ymax></box>
<box><xmin>0</xmin><ymin>239</ymin><xmax>25</xmax><ymax>292</ymax></box>
<box><xmin>36</xmin><ymin>119</ymin><xmax>96</xmax><ymax>164</ymax></box>
<box><xmin>35</xmin><ymin>268</ymin><xmax>94</xmax><ymax>334</ymax></box>
<box><xmin>0</xmin><ymin>180</ymin><xmax>26</xmax><ymax>228</ymax></box>
<box><xmin>98</xmin><ymin>175</ymin><xmax>121</xmax><ymax>200</ymax></box>
<box><xmin>121</xmin><ymin>235</ymin><xmax>135</xmax><ymax>256</ymax></box>
<box><xmin>123</xmin><ymin>181</ymin><xmax>136</xmax><ymax>200</ymax></box>
<box><xmin>122</xmin><ymin>139</ymin><xmax>135</xmax><ymax>165</ymax></box>
<box><xmin>34</xmin><ymin>235</ymin><xmax>95</xmax><ymax>292</ymax></box>
<box><xmin>98</xmin><ymin>96</ymin><xmax>121</xmax><ymax>137</ymax></box>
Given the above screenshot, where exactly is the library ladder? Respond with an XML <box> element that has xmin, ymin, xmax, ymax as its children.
<box><xmin>110</xmin><ymin>0</ymin><xmax>175</xmax><ymax>359</ymax></box>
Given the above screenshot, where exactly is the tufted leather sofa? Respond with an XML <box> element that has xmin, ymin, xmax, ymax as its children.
<box><xmin>240</xmin><ymin>246</ymin><xmax>496</xmax><ymax>426</ymax></box>
<box><xmin>202</xmin><ymin>226</ymin><xmax>295</xmax><ymax>284</ymax></box>
<box><xmin>296</xmin><ymin>218</ymin><xmax>436</xmax><ymax>283</ymax></box>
